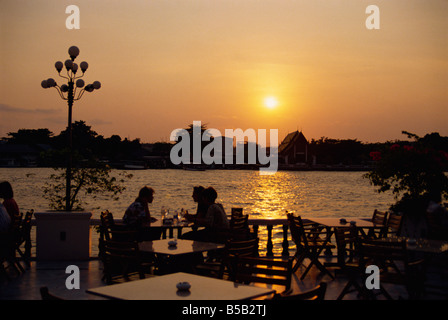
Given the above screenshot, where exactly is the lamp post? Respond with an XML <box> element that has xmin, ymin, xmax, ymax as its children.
<box><xmin>41</xmin><ymin>46</ymin><xmax>101</xmax><ymax>211</ymax></box>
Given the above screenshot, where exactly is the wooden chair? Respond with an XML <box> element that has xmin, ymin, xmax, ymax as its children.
<box><xmin>99</xmin><ymin>210</ymin><xmax>122</xmax><ymax>241</ymax></box>
<box><xmin>4</xmin><ymin>210</ymin><xmax>34</xmax><ymax>272</ymax></box>
<box><xmin>225</xmin><ymin>237</ymin><xmax>259</xmax><ymax>258</ymax></box>
<box><xmin>100</xmin><ymin>209</ymin><xmax>115</xmax><ymax>227</ymax></box>
<box><xmin>334</xmin><ymin>226</ymin><xmax>368</xmax><ymax>300</ymax></box>
<box><xmin>287</xmin><ymin>213</ymin><xmax>335</xmax><ymax>280</ymax></box>
<box><xmin>0</xmin><ymin>231</ymin><xmax>23</xmax><ymax>277</ymax></box>
<box><xmin>272</xmin><ymin>282</ymin><xmax>327</xmax><ymax>300</ymax></box>
<box><xmin>0</xmin><ymin>211</ymin><xmax>25</xmax><ymax>276</ymax></box>
<box><xmin>99</xmin><ymin>210</ymin><xmax>113</xmax><ymax>246</ymax></box>
<box><xmin>13</xmin><ymin>209</ymin><xmax>33</xmax><ymax>269</ymax></box>
<box><xmin>231</xmin><ymin>255</ymin><xmax>293</xmax><ymax>293</ymax></box>
<box><xmin>230</xmin><ymin>214</ymin><xmax>249</xmax><ymax>231</ymax></box>
<box><xmin>40</xmin><ymin>286</ymin><xmax>65</xmax><ymax>300</ymax></box>
<box><xmin>194</xmin><ymin>237</ymin><xmax>259</xmax><ymax>279</ymax></box>
<box><xmin>229</xmin><ymin>214</ymin><xmax>255</xmax><ymax>240</ymax></box>
<box><xmin>231</xmin><ymin>208</ymin><xmax>243</xmax><ymax>217</ymax></box>
<box><xmin>367</xmin><ymin>209</ymin><xmax>388</xmax><ymax>239</ymax></box>
<box><xmin>358</xmin><ymin>238</ymin><xmax>426</xmax><ymax>300</ymax></box>
<box><xmin>372</xmin><ymin>209</ymin><xmax>388</xmax><ymax>225</ymax></box>
<box><xmin>100</xmin><ymin>240</ymin><xmax>149</xmax><ymax>284</ymax></box>
<box><xmin>382</xmin><ymin>212</ymin><xmax>403</xmax><ymax>238</ymax></box>
<box><xmin>99</xmin><ymin>210</ymin><xmax>140</xmax><ymax>255</ymax></box>
<box><xmin>11</xmin><ymin>212</ymin><xmax>23</xmax><ymax>231</ymax></box>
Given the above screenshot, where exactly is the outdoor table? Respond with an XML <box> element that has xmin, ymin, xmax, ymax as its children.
<box><xmin>306</xmin><ymin>217</ymin><xmax>383</xmax><ymax>256</ymax></box>
<box><xmin>141</xmin><ymin>220</ymin><xmax>194</xmax><ymax>239</ymax></box>
<box><xmin>139</xmin><ymin>239</ymin><xmax>225</xmax><ymax>256</ymax></box>
<box><xmin>139</xmin><ymin>239</ymin><xmax>225</xmax><ymax>274</ymax></box>
<box><xmin>86</xmin><ymin>272</ymin><xmax>276</xmax><ymax>300</ymax></box>
<box><xmin>307</xmin><ymin>217</ymin><xmax>380</xmax><ymax>229</ymax></box>
<box><xmin>308</xmin><ymin>217</ymin><xmax>383</xmax><ymax>238</ymax></box>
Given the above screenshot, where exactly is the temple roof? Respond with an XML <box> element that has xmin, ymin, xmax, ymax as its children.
<box><xmin>278</xmin><ymin>131</ymin><xmax>308</xmax><ymax>154</ymax></box>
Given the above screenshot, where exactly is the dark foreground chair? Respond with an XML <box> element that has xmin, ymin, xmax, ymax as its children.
<box><xmin>194</xmin><ymin>237</ymin><xmax>259</xmax><ymax>279</ymax></box>
<box><xmin>272</xmin><ymin>282</ymin><xmax>327</xmax><ymax>300</ymax></box>
<box><xmin>358</xmin><ymin>238</ymin><xmax>426</xmax><ymax>300</ymax></box>
<box><xmin>14</xmin><ymin>209</ymin><xmax>34</xmax><ymax>268</ymax></box>
<box><xmin>40</xmin><ymin>287</ymin><xmax>65</xmax><ymax>300</ymax></box>
<box><xmin>231</xmin><ymin>256</ymin><xmax>293</xmax><ymax>293</ymax></box>
<box><xmin>334</xmin><ymin>226</ymin><xmax>367</xmax><ymax>300</ymax></box>
<box><xmin>100</xmin><ymin>240</ymin><xmax>151</xmax><ymax>284</ymax></box>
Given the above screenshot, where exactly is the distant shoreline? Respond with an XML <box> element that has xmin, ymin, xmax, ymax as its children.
<box><xmin>0</xmin><ymin>165</ymin><xmax>373</xmax><ymax>172</ymax></box>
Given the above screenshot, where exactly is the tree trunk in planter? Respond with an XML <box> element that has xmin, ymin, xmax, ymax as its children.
<box><xmin>34</xmin><ymin>211</ymin><xmax>92</xmax><ymax>261</ymax></box>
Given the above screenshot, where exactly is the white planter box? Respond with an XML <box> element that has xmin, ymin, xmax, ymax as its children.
<box><xmin>34</xmin><ymin>211</ymin><xmax>92</xmax><ymax>261</ymax></box>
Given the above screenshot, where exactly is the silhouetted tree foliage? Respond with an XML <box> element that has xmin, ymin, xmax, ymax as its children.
<box><xmin>3</xmin><ymin>121</ymin><xmax>142</xmax><ymax>167</ymax></box>
<box><xmin>42</xmin><ymin>166</ymin><xmax>130</xmax><ymax>211</ymax></box>
<box><xmin>309</xmin><ymin>137</ymin><xmax>370</xmax><ymax>165</ymax></box>
<box><xmin>365</xmin><ymin>131</ymin><xmax>448</xmax><ymax>216</ymax></box>
<box><xmin>6</xmin><ymin>128</ymin><xmax>54</xmax><ymax>145</ymax></box>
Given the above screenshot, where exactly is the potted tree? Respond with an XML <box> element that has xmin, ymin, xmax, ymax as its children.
<box><xmin>34</xmin><ymin>121</ymin><xmax>130</xmax><ymax>261</ymax></box>
<box><xmin>35</xmin><ymin>165</ymin><xmax>129</xmax><ymax>261</ymax></box>
<box><xmin>365</xmin><ymin>131</ymin><xmax>448</xmax><ymax>237</ymax></box>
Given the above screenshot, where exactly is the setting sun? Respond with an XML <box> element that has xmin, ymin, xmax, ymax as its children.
<box><xmin>264</xmin><ymin>96</ymin><xmax>278</xmax><ymax>109</ymax></box>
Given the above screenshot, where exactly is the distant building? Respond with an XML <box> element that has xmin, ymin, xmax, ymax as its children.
<box><xmin>278</xmin><ymin>131</ymin><xmax>309</xmax><ymax>165</ymax></box>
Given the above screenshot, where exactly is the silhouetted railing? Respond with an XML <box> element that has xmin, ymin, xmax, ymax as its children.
<box><xmin>27</xmin><ymin>218</ymin><xmax>296</xmax><ymax>259</ymax></box>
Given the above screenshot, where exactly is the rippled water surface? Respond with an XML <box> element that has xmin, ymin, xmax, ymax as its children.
<box><xmin>1</xmin><ymin>168</ymin><xmax>394</xmax><ymax>220</ymax></box>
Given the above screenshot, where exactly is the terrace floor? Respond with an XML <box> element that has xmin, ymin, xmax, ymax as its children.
<box><xmin>1</xmin><ymin>254</ymin><xmax>447</xmax><ymax>300</ymax></box>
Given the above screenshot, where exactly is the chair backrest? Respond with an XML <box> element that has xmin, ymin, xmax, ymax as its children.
<box><xmin>231</xmin><ymin>208</ymin><xmax>243</xmax><ymax>217</ymax></box>
<box><xmin>358</xmin><ymin>238</ymin><xmax>407</xmax><ymax>268</ymax></box>
<box><xmin>11</xmin><ymin>212</ymin><xmax>23</xmax><ymax>231</ymax></box>
<box><xmin>16</xmin><ymin>210</ymin><xmax>33</xmax><ymax>244</ymax></box>
<box><xmin>22</xmin><ymin>209</ymin><xmax>33</xmax><ymax>229</ymax></box>
<box><xmin>358</xmin><ymin>238</ymin><xmax>426</xmax><ymax>298</ymax></box>
<box><xmin>372</xmin><ymin>209</ymin><xmax>388</xmax><ymax>225</ymax></box>
<box><xmin>386</xmin><ymin>213</ymin><xmax>403</xmax><ymax>236</ymax></box>
<box><xmin>40</xmin><ymin>287</ymin><xmax>64</xmax><ymax>300</ymax></box>
<box><xmin>272</xmin><ymin>282</ymin><xmax>327</xmax><ymax>300</ymax></box>
<box><xmin>287</xmin><ymin>213</ymin><xmax>311</xmax><ymax>251</ymax></box>
<box><xmin>111</xmin><ymin>229</ymin><xmax>139</xmax><ymax>242</ymax></box>
<box><xmin>101</xmin><ymin>240</ymin><xmax>144</xmax><ymax>283</ymax></box>
<box><xmin>225</xmin><ymin>237</ymin><xmax>259</xmax><ymax>258</ymax></box>
<box><xmin>232</xmin><ymin>256</ymin><xmax>293</xmax><ymax>291</ymax></box>
<box><xmin>103</xmin><ymin>240</ymin><xmax>140</xmax><ymax>256</ymax></box>
<box><xmin>287</xmin><ymin>213</ymin><xmax>301</xmax><ymax>246</ymax></box>
<box><xmin>230</xmin><ymin>214</ymin><xmax>249</xmax><ymax>231</ymax></box>
<box><xmin>100</xmin><ymin>210</ymin><xmax>116</xmax><ymax>241</ymax></box>
<box><xmin>100</xmin><ymin>210</ymin><xmax>115</xmax><ymax>227</ymax></box>
<box><xmin>334</xmin><ymin>226</ymin><xmax>358</xmax><ymax>266</ymax></box>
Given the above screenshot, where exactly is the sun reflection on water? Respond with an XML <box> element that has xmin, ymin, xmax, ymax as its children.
<box><xmin>245</xmin><ymin>172</ymin><xmax>302</xmax><ymax>219</ymax></box>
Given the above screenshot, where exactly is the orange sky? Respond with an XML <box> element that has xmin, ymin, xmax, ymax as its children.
<box><xmin>1</xmin><ymin>0</ymin><xmax>447</xmax><ymax>144</ymax></box>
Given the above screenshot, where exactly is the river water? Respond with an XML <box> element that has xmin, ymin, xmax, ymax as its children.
<box><xmin>0</xmin><ymin>167</ymin><xmax>395</xmax><ymax>255</ymax></box>
<box><xmin>0</xmin><ymin>167</ymin><xmax>394</xmax><ymax>218</ymax></box>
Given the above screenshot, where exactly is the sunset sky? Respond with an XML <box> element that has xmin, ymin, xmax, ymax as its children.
<box><xmin>1</xmin><ymin>0</ymin><xmax>447</xmax><ymax>144</ymax></box>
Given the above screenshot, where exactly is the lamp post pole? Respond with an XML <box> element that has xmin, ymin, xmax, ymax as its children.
<box><xmin>66</xmin><ymin>79</ymin><xmax>74</xmax><ymax>212</ymax></box>
<box><xmin>41</xmin><ymin>46</ymin><xmax>101</xmax><ymax>211</ymax></box>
